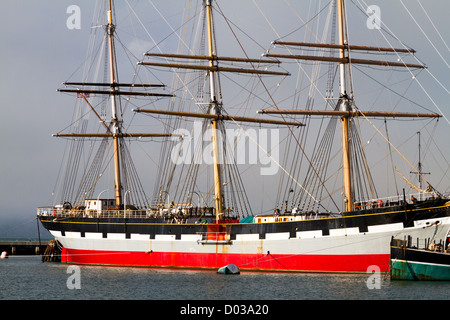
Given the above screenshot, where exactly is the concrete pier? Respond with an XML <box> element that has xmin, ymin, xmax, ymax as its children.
<box><xmin>0</xmin><ymin>240</ymin><xmax>50</xmax><ymax>256</ymax></box>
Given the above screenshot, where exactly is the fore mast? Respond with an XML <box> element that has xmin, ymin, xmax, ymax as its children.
<box><xmin>260</xmin><ymin>0</ymin><xmax>438</xmax><ymax>213</ymax></box>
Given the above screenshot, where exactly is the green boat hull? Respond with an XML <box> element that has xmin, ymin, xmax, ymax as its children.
<box><xmin>391</xmin><ymin>259</ymin><xmax>450</xmax><ymax>281</ymax></box>
<box><xmin>390</xmin><ymin>240</ymin><xmax>450</xmax><ymax>281</ymax></box>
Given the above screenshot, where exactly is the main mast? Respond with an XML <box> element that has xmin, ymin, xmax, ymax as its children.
<box><xmin>337</xmin><ymin>0</ymin><xmax>353</xmax><ymax>212</ymax></box>
<box><xmin>205</xmin><ymin>0</ymin><xmax>223</xmax><ymax>220</ymax></box>
<box><xmin>136</xmin><ymin>0</ymin><xmax>301</xmax><ymax>217</ymax></box>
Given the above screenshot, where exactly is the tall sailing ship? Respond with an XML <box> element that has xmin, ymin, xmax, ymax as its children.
<box><xmin>37</xmin><ymin>0</ymin><xmax>450</xmax><ymax>273</ymax></box>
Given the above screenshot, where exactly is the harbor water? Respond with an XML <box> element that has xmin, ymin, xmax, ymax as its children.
<box><xmin>1</xmin><ymin>256</ymin><xmax>448</xmax><ymax>301</ymax></box>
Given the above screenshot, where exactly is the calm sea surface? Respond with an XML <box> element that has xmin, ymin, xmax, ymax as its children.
<box><xmin>1</xmin><ymin>256</ymin><xmax>448</xmax><ymax>301</ymax></box>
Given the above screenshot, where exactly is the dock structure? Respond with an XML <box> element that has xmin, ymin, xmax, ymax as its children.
<box><xmin>0</xmin><ymin>240</ymin><xmax>51</xmax><ymax>256</ymax></box>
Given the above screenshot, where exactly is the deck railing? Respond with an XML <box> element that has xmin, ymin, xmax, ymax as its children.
<box><xmin>37</xmin><ymin>207</ymin><xmax>154</xmax><ymax>219</ymax></box>
<box><xmin>36</xmin><ymin>206</ymin><xmax>218</xmax><ymax>220</ymax></box>
<box><xmin>37</xmin><ymin>191</ymin><xmax>441</xmax><ymax>219</ymax></box>
<box><xmin>354</xmin><ymin>192</ymin><xmax>438</xmax><ymax>210</ymax></box>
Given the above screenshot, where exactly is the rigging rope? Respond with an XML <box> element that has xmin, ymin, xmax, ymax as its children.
<box><xmin>355</xmin><ymin>106</ymin><xmax>439</xmax><ymax>194</ymax></box>
<box><xmin>385</xmin><ymin>120</ymin><xmax>399</xmax><ymax>197</ymax></box>
<box><xmin>399</xmin><ymin>0</ymin><xmax>449</xmax><ymax>69</ymax></box>
<box><xmin>216</xmin><ymin>1</ymin><xmax>339</xmax><ymax>213</ymax></box>
<box><xmin>354</xmin><ymin>0</ymin><xmax>449</xmax><ymax>125</ymax></box>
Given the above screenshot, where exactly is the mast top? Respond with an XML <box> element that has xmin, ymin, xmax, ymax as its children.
<box><xmin>107</xmin><ymin>0</ymin><xmax>114</xmax><ymax>26</ymax></box>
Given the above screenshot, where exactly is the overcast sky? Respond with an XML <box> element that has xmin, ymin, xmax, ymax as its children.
<box><xmin>0</xmin><ymin>0</ymin><xmax>448</xmax><ymax>238</ymax></box>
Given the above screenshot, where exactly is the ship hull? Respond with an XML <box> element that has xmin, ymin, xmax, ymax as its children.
<box><xmin>390</xmin><ymin>242</ymin><xmax>450</xmax><ymax>280</ymax></box>
<box><xmin>59</xmin><ymin>248</ymin><xmax>388</xmax><ymax>273</ymax></box>
<box><xmin>39</xmin><ymin>201</ymin><xmax>450</xmax><ymax>273</ymax></box>
<box><xmin>390</xmin><ymin>238</ymin><xmax>450</xmax><ymax>281</ymax></box>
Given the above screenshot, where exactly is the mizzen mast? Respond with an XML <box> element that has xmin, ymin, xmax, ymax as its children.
<box><xmin>106</xmin><ymin>0</ymin><xmax>124</xmax><ymax>208</ymax></box>
<box><xmin>56</xmin><ymin>1</ymin><xmax>174</xmax><ymax>209</ymax></box>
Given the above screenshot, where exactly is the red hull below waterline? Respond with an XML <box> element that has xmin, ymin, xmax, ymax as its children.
<box><xmin>60</xmin><ymin>247</ymin><xmax>390</xmax><ymax>273</ymax></box>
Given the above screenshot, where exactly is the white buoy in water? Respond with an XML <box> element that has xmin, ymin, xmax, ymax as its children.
<box><xmin>0</xmin><ymin>251</ymin><xmax>8</xmax><ymax>259</ymax></box>
<box><xmin>217</xmin><ymin>264</ymin><xmax>240</xmax><ymax>274</ymax></box>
